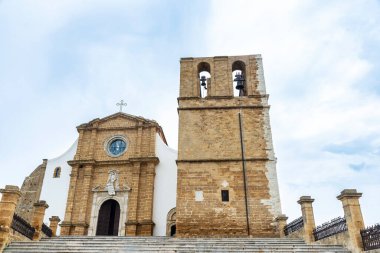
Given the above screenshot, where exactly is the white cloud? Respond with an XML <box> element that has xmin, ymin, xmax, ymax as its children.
<box><xmin>206</xmin><ymin>0</ymin><xmax>380</xmax><ymax>225</ymax></box>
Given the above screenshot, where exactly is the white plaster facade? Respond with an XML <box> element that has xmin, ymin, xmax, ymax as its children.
<box><xmin>152</xmin><ymin>134</ymin><xmax>177</xmax><ymax>236</ymax></box>
<box><xmin>39</xmin><ymin>139</ymin><xmax>78</xmax><ymax>234</ymax></box>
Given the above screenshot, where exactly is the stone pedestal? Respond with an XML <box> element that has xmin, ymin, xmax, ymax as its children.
<box><xmin>275</xmin><ymin>215</ymin><xmax>288</xmax><ymax>238</ymax></box>
<box><xmin>48</xmin><ymin>216</ymin><xmax>61</xmax><ymax>237</ymax></box>
<box><xmin>298</xmin><ymin>196</ymin><xmax>316</xmax><ymax>243</ymax></box>
<box><xmin>0</xmin><ymin>185</ymin><xmax>22</xmax><ymax>252</ymax></box>
<box><xmin>125</xmin><ymin>221</ymin><xmax>138</xmax><ymax>236</ymax></box>
<box><xmin>31</xmin><ymin>201</ymin><xmax>49</xmax><ymax>241</ymax></box>
<box><xmin>139</xmin><ymin>221</ymin><xmax>155</xmax><ymax>236</ymax></box>
<box><xmin>337</xmin><ymin>189</ymin><xmax>365</xmax><ymax>252</ymax></box>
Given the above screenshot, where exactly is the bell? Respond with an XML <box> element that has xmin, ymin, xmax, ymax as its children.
<box><xmin>200</xmin><ymin>76</ymin><xmax>207</xmax><ymax>88</ymax></box>
<box><xmin>234</xmin><ymin>72</ymin><xmax>245</xmax><ymax>91</ymax></box>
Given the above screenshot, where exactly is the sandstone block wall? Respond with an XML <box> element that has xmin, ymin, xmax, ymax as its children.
<box><xmin>176</xmin><ymin>55</ymin><xmax>282</xmax><ymax>237</ymax></box>
<box><xmin>60</xmin><ymin>113</ymin><xmax>165</xmax><ymax>236</ymax></box>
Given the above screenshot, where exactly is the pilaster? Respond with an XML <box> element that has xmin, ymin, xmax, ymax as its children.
<box><xmin>126</xmin><ymin>163</ymin><xmax>141</xmax><ymax>236</ymax></box>
<box><xmin>76</xmin><ymin>165</ymin><xmax>93</xmax><ymax>235</ymax></box>
<box><xmin>60</xmin><ymin>166</ymin><xmax>79</xmax><ymax>236</ymax></box>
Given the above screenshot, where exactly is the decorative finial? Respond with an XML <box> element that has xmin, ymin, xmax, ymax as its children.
<box><xmin>116</xmin><ymin>100</ymin><xmax>127</xmax><ymax>112</ymax></box>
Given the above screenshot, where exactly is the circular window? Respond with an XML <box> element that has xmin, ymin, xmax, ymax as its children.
<box><xmin>105</xmin><ymin>136</ymin><xmax>128</xmax><ymax>157</ymax></box>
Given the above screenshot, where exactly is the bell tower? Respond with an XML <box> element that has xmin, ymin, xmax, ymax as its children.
<box><xmin>176</xmin><ymin>55</ymin><xmax>282</xmax><ymax>237</ymax></box>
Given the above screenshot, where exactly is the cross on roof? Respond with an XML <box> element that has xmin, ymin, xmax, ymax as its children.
<box><xmin>116</xmin><ymin>100</ymin><xmax>127</xmax><ymax>112</ymax></box>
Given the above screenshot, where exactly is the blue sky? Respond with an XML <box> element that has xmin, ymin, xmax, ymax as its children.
<box><xmin>0</xmin><ymin>0</ymin><xmax>379</xmax><ymax>227</ymax></box>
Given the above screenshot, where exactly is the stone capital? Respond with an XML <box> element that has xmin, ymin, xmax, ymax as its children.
<box><xmin>49</xmin><ymin>216</ymin><xmax>61</xmax><ymax>222</ymax></box>
<box><xmin>275</xmin><ymin>214</ymin><xmax>288</xmax><ymax>222</ymax></box>
<box><xmin>33</xmin><ymin>200</ymin><xmax>49</xmax><ymax>209</ymax></box>
<box><xmin>297</xmin><ymin>196</ymin><xmax>314</xmax><ymax>205</ymax></box>
<box><xmin>337</xmin><ymin>189</ymin><xmax>362</xmax><ymax>200</ymax></box>
<box><xmin>0</xmin><ymin>185</ymin><xmax>21</xmax><ymax>197</ymax></box>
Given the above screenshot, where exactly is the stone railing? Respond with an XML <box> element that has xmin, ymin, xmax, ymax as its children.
<box><xmin>313</xmin><ymin>217</ymin><xmax>347</xmax><ymax>241</ymax></box>
<box><xmin>361</xmin><ymin>224</ymin><xmax>380</xmax><ymax>251</ymax></box>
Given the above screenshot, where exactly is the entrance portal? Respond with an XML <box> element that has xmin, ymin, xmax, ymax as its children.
<box><xmin>96</xmin><ymin>199</ymin><xmax>120</xmax><ymax>236</ymax></box>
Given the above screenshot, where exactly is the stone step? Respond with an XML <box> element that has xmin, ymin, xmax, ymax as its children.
<box><xmin>5</xmin><ymin>246</ymin><xmax>350</xmax><ymax>253</ymax></box>
<box><xmin>4</xmin><ymin>237</ymin><xmax>350</xmax><ymax>253</ymax></box>
<box><xmin>39</xmin><ymin>238</ymin><xmax>307</xmax><ymax>244</ymax></box>
<box><xmin>42</xmin><ymin>237</ymin><xmax>306</xmax><ymax>242</ymax></box>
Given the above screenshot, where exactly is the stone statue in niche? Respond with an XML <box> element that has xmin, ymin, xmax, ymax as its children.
<box><xmin>106</xmin><ymin>170</ymin><xmax>119</xmax><ymax>196</ymax></box>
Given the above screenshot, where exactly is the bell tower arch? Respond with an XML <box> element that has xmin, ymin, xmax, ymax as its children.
<box><xmin>176</xmin><ymin>55</ymin><xmax>282</xmax><ymax>237</ymax></box>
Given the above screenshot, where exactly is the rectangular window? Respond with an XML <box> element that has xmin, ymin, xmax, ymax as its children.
<box><xmin>221</xmin><ymin>190</ymin><xmax>229</xmax><ymax>202</ymax></box>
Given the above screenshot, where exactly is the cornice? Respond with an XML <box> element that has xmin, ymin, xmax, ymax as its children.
<box><xmin>178</xmin><ymin>105</ymin><xmax>269</xmax><ymax>111</ymax></box>
<box><xmin>68</xmin><ymin>157</ymin><xmax>160</xmax><ymax>166</ymax></box>
<box><xmin>176</xmin><ymin>157</ymin><xmax>272</xmax><ymax>164</ymax></box>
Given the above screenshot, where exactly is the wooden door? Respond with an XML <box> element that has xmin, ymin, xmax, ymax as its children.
<box><xmin>96</xmin><ymin>199</ymin><xmax>120</xmax><ymax>236</ymax></box>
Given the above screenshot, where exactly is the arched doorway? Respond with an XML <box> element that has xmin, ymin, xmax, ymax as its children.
<box><xmin>170</xmin><ymin>224</ymin><xmax>176</xmax><ymax>236</ymax></box>
<box><xmin>96</xmin><ymin>199</ymin><xmax>120</xmax><ymax>236</ymax></box>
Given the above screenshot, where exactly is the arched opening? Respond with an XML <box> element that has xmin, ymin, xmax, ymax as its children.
<box><xmin>232</xmin><ymin>61</ymin><xmax>246</xmax><ymax>97</ymax></box>
<box><xmin>166</xmin><ymin>207</ymin><xmax>176</xmax><ymax>236</ymax></box>
<box><xmin>53</xmin><ymin>167</ymin><xmax>61</xmax><ymax>178</ymax></box>
<box><xmin>170</xmin><ymin>224</ymin><xmax>176</xmax><ymax>236</ymax></box>
<box><xmin>96</xmin><ymin>199</ymin><xmax>120</xmax><ymax>236</ymax></box>
<box><xmin>198</xmin><ymin>62</ymin><xmax>211</xmax><ymax>98</ymax></box>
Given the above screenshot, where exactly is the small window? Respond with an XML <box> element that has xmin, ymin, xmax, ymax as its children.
<box><xmin>53</xmin><ymin>167</ymin><xmax>61</xmax><ymax>178</ymax></box>
<box><xmin>221</xmin><ymin>190</ymin><xmax>229</xmax><ymax>202</ymax></box>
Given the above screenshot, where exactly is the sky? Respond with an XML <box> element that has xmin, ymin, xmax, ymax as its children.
<box><xmin>0</xmin><ymin>0</ymin><xmax>379</xmax><ymax>227</ymax></box>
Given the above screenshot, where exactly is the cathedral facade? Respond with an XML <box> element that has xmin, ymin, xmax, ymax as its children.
<box><xmin>15</xmin><ymin>54</ymin><xmax>282</xmax><ymax>238</ymax></box>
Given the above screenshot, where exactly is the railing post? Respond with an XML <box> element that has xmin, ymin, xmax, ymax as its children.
<box><xmin>31</xmin><ymin>200</ymin><xmax>49</xmax><ymax>241</ymax></box>
<box><xmin>0</xmin><ymin>185</ymin><xmax>22</xmax><ymax>252</ymax></box>
<box><xmin>275</xmin><ymin>215</ymin><xmax>288</xmax><ymax>238</ymax></box>
<box><xmin>49</xmin><ymin>216</ymin><xmax>61</xmax><ymax>237</ymax></box>
<box><xmin>298</xmin><ymin>196</ymin><xmax>316</xmax><ymax>243</ymax></box>
<box><xmin>337</xmin><ymin>189</ymin><xmax>365</xmax><ymax>253</ymax></box>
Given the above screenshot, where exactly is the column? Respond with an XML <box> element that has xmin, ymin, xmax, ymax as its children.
<box><xmin>0</xmin><ymin>185</ymin><xmax>22</xmax><ymax>251</ymax></box>
<box><xmin>31</xmin><ymin>200</ymin><xmax>49</xmax><ymax>241</ymax></box>
<box><xmin>297</xmin><ymin>196</ymin><xmax>316</xmax><ymax>243</ymax></box>
<box><xmin>337</xmin><ymin>189</ymin><xmax>365</xmax><ymax>252</ymax></box>
<box><xmin>49</xmin><ymin>216</ymin><xmax>61</xmax><ymax>237</ymax></box>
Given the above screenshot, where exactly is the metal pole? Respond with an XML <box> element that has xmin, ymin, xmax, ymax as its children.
<box><xmin>239</xmin><ymin>112</ymin><xmax>250</xmax><ymax>236</ymax></box>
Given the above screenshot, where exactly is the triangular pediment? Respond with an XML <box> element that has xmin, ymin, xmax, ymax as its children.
<box><xmin>77</xmin><ymin>112</ymin><xmax>159</xmax><ymax>129</ymax></box>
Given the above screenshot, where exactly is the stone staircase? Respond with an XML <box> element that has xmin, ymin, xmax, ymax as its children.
<box><xmin>4</xmin><ymin>236</ymin><xmax>350</xmax><ymax>253</ymax></box>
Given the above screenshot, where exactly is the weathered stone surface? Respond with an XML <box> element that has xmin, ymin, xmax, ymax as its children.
<box><xmin>15</xmin><ymin>160</ymin><xmax>47</xmax><ymax>223</ymax></box>
<box><xmin>0</xmin><ymin>185</ymin><xmax>22</xmax><ymax>252</ymax></box>
<box><xmin>298</xmin><ymin>196</ymin><xmax>316</xmax><ymax>243</ymax></box>
<box><xmin>176</xmin><ymin>55</ymin><xmax>282</xmax><ymax>237</ymax></box>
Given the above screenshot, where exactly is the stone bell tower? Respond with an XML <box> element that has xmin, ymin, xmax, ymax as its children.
<box><xmin>176</xmin><ymin>55</ymin><xmax>282</xmax><ymax>237</ymax></box>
